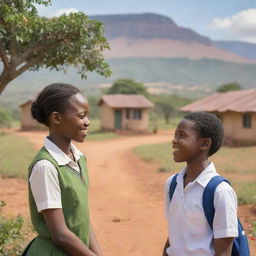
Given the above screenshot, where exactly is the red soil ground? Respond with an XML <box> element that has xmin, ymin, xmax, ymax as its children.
<box><xmin>0</xmin><ymin>130</ymin><xmax>255</xmax><ymax>255</ymax></box>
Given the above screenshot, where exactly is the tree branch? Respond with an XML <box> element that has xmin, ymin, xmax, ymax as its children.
<box><xmin>14</xmin><ymin>42</ymin><xmax>61</xmax><ymax>78</ymax></box>
<box><xmin>14</xmin><ymin>35</ymin><xmax>64</xmax><ymax>67</ymax></box>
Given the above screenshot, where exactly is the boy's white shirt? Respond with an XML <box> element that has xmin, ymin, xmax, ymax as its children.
<box><xmin>164</xmin><ymin>162</ymin><xmax>238</xmax><ymax>256</ymax></box>
<box><xmin>29</xmin><ymin>137</ymin><xmax>84</xmax><ymax>212</ymax></box>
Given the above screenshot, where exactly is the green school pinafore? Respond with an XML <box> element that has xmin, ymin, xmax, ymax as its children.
<box><xmin>23</xmin><ymin>147</ymin><xmax>90</xmax><ymax>256</ymax></box>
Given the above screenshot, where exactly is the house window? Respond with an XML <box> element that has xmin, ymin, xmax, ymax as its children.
<box><xmin>133</xmin><ymin>109</ymin><xmax>142</xmax><ymax>120</ymax></box>
<box><xmin>126</xmin><ymin>109</ymin><xmax>130</xmax><ymax>119</ymax></box>
<box><xmin>243</xmin><ymin>113</ymin><xmax>251</xmax><ymax>128</ymax></box>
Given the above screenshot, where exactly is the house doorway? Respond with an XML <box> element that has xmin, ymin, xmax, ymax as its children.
<box><xmin>115</xmin><ymin>110</ymin><xmax>122</xmax><ymax>129</ymax></box>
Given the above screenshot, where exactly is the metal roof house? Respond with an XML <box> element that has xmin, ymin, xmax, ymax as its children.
<box><xmin>98</xmin><ymin>94</ymin><xmax>154</xmax><ymax>132</ymax></box>
<box><xmin>181</xmin><ymin>89</ymin><xmax>256</xmax><ymax>145</ymax></box>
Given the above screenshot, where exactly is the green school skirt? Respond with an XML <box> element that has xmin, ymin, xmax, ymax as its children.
<box><xmin>22</xmin><ymin>236</ymin><xmax>68</xmax><ymax>256</ymax></box>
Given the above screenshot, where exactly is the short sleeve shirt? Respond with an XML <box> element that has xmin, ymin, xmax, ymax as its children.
<box><xmin>29</xmin><ymin>137</ymin><xmax>84</xmax><ymax>212</ymax></box>
<box><xmin>164</xmin><ymin>162</ymin><xmax>238</xmax><ymax>256</ymax></box>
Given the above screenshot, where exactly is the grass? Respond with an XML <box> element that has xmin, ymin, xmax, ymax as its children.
<box><xmin>87</xmin><ymin>119</ymin><xmax>119</xmax><ymax>141</ymax></box>
<box><xmin>133</xmin><ymin>142</ymin><xmax>183</xmax><ymax>173</ymax></box>
<box><xmin>235</xmin><ymin>182</ymin><xmax>256</xmax><ymax>205</ymax></box>
<box><xmin>149</xmin><ymin>117</ymin><xmax>182</xmax><ymax>132</ymax></box>
<box><xmin>87</xmin><ymin>132</ymin><xmax>119</xmax><ymax>141</ymax></box>
<box><xmin>0</xmin><ymin>132</ymin><xmax>36</xmax><ymax>178</ymax></box>
<box><xmin>133</xmin><ymin>142</ymin><xmax>256</xmax><ymax>205</ymax></box>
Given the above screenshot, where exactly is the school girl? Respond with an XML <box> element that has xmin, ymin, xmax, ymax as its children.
<box><xmin>22</xmin><ymin>83</ymin><xmax>104</xmax><ymax>256</ymax></box>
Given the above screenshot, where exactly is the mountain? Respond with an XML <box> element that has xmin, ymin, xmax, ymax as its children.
<box><xmin>92</xmin><ymin>13</ymin><xmax>211</xmax><ymax>45</ymax></box>
<box><xmin>213</xmin><ymin>40</ymin><xmax>256</xmax><ymax>61</ymax></box>
<box><xmin>91</xmin><ymin>13</ymin><xmax>254</xmax><ymax>63</ymax></box>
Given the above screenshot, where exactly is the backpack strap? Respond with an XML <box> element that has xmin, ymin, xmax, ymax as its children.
<box><xmin>202</xmin><ymin>175</ymin><xmax>230</xmax><ymax>229</ymax></box>
<box><xmin>169</xmin><ymin>173</ymin><xmax>179</xmax><ymax>202</ymax></box>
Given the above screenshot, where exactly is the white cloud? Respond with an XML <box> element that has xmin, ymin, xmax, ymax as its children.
<box><xmin>54</xmin><ymin>8</ymin><xmax>79</xmax><ymax>17</ymax></box>
<box><xmin>210</xmin><ymin>9</ymin><xmax>256</xmax><ymax>43</ymax></box>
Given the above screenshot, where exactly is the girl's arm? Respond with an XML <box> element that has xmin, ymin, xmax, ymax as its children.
<box><xmin>214</xmin><ymin>237</ymin><xmax>233</xmax><ymax>256</ymax></box>
<box><xmin>89</xmin><ymin>222</ymin><xmax>104</xmax><ymax>256</ymax></box>
<box><xmin>42</xmin><ymin>208</ymin><xmax>97</xmax><ymax>256</ymax></box>
<box><xmin>162</xmin><ymin>237</ymin><xmax>169</xmax><ymax>256</ymax></box>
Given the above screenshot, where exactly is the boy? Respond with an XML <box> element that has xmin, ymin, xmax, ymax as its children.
<box><xmin>163</xmin><ymin>112</ymin><xmax>238</xmax><ymax>256</ymax></box>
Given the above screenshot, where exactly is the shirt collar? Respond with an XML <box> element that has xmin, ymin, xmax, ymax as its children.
<box><xmin>44</xmin><ymin>137</ymin><xmax>83</xmax><ymax>166</ymax></box>
<box><xmin>177</xmin><ymin>162</ymin><xmax>217</xmax><ymax>188</ymax></box>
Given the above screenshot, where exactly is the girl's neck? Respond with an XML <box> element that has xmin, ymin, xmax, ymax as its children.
<box><xmin>47</xmin><ymin>133</ymin><xmax>71</xmax><ymax>156</ymax></box>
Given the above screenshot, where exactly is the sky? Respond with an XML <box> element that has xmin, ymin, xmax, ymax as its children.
<box><xmin>38</xmin><ymin>0</ymin><xmax>256</xmax><ymax>43</ymax></box>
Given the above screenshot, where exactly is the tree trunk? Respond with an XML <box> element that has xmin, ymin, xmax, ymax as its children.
<box><xmin>0</xmin><ymin>68</ymin><xmax>15</xmax><ymax>95</ymax></box>
<box><xmin>0</xmin><ymin>77</ymin><xmax>11</xmax><ymax>95</ymax></box>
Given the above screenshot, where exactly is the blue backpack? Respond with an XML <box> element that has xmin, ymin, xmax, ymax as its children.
<box><xmin>169</xmin><ymin>174</ymin><xmax>250</xmax><ymax>256</ymax></box>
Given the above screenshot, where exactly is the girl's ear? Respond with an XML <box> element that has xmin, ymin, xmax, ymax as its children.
<box><xmin>201</xmin><ymin>138</ymin><xmax>212</xmax><ymax>152</ymax></box>
<box><xmin>49</xmin><ymin>111</ymin><xmax>61</xmax><ymax>126</ymax></box>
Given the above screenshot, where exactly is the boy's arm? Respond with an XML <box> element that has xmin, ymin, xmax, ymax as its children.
<box><xmin>89</xmin><ymin>222</ymin><xmax>104</xmax><ymax>256</ymax></box>
<box><xmin>162</xmin><ymin>238</ymin><xmax>169</xmax><ymax>256</ymax></box>
<box><xmin>214</xmin><ymin>237</ymin><xmax>233</xmax><ymax>256</ymax></box>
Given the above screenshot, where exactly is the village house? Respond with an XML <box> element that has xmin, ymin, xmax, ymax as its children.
<box><xmin>98</xmin><ymin>94</ymin><xmax>154</xmax><ymax>132</ymax></box>
<box><xmin>181</xmin><ymin>89</ymin><xmax>256</xmax><ymax>145</ymax></box>
<box><xmin>20</xmin><ymin>100</ymin><xmax>45</xmax><ymax>131</ymax></box>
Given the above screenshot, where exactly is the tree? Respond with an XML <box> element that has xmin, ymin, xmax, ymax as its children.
<box><xmin>155</xmin><ymin>100</ymin><xmax>175</xmax><ymax>124</ymax></box>
<box><xmin>107</xmin><ymin>78</ymin><xmax>148</xmax><ymax>96</ymax></box>
<box><xmin>0</xmin><ymin>0</ymin><xmax>111</xmax><ymax>95</ymax></box>
<box><xmin>217</xmin><ymin>82</ymin><xmax>242</xmax><ymax>93</ymax></box>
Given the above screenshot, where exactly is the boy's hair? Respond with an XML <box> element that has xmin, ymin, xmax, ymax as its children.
<box><xmin>31</xmin><ymin>83</ymin><xmax>80</xmax><ymax>126</ymax></box>
<box><xmin>184</xmin><ymin>111</ymin><xmax>224</xmax><ymax>156</ymax></box>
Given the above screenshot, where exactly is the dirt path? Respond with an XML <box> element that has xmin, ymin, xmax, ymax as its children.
<box><xmin>1</xmin><ymin>130</ymin><xmax>255</xmax><ymax>255</ymax></box>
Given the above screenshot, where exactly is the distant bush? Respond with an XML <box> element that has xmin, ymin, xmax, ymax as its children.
<box><xmin>217</xmin><ymin>82</ymin><xmax>242</xmax><ymax>93</ymax></box>
<box><xmin>0</xmin><ymin>201</ymin><xmax>25</xmax><ymax>256</ymax></box>
<box><xmin>0</xmin><ymin>108</ymin><xmax>12</xmax><ymax>128</ymax></box>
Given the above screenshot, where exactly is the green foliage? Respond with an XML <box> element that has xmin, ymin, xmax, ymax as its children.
<box><xmin>0</xmin><ymin>201</ymin><xmax>25</xmax><ymax>256</ymax></box>
<box><xmin>0</xmin><ymin>133</ymin><xmax>36</xmax><ymax>178</ymax></box>
<box><xmin>107</xmin><ymin>78</ymin><xmax>148</xmax><ymax>96</ymax></box>
<box><xmin>0</xmin><ymin>108</ymin><xmax>12</xmax><ymax>128</ymax></box>
<box><xmin>217</xmin><ymin>82</ymin><xmax>242</xmax><ymax>92</ymax></box>
<box><xmin>0</xmin><ymin>0</ymin><xmax>111</xmax><ymax>94</ymax></box>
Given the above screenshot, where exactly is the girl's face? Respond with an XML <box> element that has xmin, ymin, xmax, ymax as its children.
<box><xmin>172</xmin><ymin>119</ymin><xmax>205</xmax><ymax>163</ymax></box>
<box><xmin>58</xmin><ymin>93</ymin><xmax>90</xmax><ymax>143</ymax></box>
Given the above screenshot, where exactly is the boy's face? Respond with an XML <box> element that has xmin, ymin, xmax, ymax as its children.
<box><xmin>172</xmin><ymin>119</ymin><xmax>206</xmax><ymax>163</ymax></box>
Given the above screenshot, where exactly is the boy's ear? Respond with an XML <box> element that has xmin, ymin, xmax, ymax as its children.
<box><xmin>201</xmin><ymin>138</ymin><xmax>212</xmax><ymax>152</ymax></box>
<box><xmin>49</xmin><ymin>111</ymin><xmax>61</xmax><ymax>125</ymax></box>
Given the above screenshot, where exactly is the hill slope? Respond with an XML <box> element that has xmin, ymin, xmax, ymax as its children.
<box><xmin>3</xmin><ymin>58</ymin><xmax>256</xmax><ymax>107</ymax></box>
<box><xmin>213</xmin><ymin>40</ymin><xmax>256</xmax><ymax>61</ymax></box>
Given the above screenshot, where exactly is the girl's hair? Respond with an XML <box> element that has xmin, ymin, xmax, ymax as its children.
<box><xmin>31</xmin><ymin>83</ymin><xmax>80</xmax><ymax>126</ymax></box>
